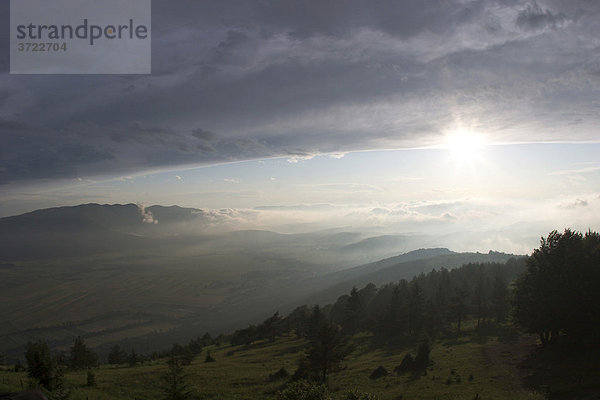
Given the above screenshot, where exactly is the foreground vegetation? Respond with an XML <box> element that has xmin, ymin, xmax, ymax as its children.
<box><xmin>1</xmin><ymin>328</ymin><xmax>547</xmax><ymax>400</ymax></box>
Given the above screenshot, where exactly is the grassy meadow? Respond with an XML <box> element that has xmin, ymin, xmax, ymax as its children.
<box><xmin>0</xmin><ymin>326</ymin><xmax>547</xmax><ymax>400</ymax></box>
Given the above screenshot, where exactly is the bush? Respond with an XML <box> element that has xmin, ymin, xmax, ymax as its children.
<box><xmin>204</xmin><ymin>352</ymin><xmax>215</xmax><ymax>363</ymax></box>
<box><xmin>369</xmin><ymin>366</ymin><xmax>389</xmax><ymax>380</ymax></box>
<box><xmin>86</xmin><ymin>369</ymin><xmax>96</xmax><ymax>387</ymax></box>
<box><xmin>345</xmin><ymin>389</ymin><xmax>379</xmax><ymax>400</ymax></box>
<box><xmin>276</xmin><ymin>380</ymin><xmax>331</xmax><ymax>400</ymax></box>
<box><xmin>24</xmin><ymin>340</ymin><xmax>66</xmax><ymax>392</ymax></box>
<box><xmin>394</xmin><ymin>354</ymin><xmax>414</xmax><ymax>374</ymax></box>
<box><xmin>269</xmin><ymin>367</ymin><xmax>290</xmax><ymax>381</ymax></box>
<box><xmin>414</xmin><ymin>338</ymin><xmax>431</xmax><ymax>370</ymax></box>
<box><xmin>291</xmin><ymin>359</ymin><xmax>318</xmax><ymax>382</ymax></box>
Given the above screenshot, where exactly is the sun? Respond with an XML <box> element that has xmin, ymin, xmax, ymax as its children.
<box><xmin>444</xmin><ymin>130</ymin><xmax>487</xmax><ymax>161</ymax></box>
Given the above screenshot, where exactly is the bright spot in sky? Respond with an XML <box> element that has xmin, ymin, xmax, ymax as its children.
<box><xmin>445</xmin><ymin>130</ymin><xmax>487</xmax><ymax>160</ymax></box>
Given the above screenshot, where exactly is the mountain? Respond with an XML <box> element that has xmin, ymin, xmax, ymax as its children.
<box><xmin>0</xmin><ymin>203</ymin><xmax>236</xmax><ymax>260</ymax></box>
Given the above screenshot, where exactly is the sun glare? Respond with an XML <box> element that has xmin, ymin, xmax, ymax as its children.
<box><xmin>445</xmin><ymin>130</ymin><xmax>487</xmax><ymax>161</ymax></box>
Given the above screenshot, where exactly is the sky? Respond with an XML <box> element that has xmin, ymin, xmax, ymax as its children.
<box><xmin>1</xmin><ymin>0</ymin><xmax>599</xmax><ymax>253</ymax></box>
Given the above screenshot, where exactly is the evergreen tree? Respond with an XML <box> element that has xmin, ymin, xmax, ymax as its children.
<box><xmin>450</xmin><ymin>286</ymin><xmax>469</xmax><ymax>334</ymax></box>
<box><xmin>259</xmin><ymin>312</ymin><xmax>284</xmax><ymax>342</ymax></box>
<box><xmin>413</xmin><ymin>337</ymin><xmax>431</xmax><ymax>370</ymax></box>
<box><xmin>108</xmin><ymin>345</ymin><xmax>127</xmax><ymax>365</ymax></box>
<box><xmin>490</xmin><ymin>275</ymin><xmax>509</xmax><ymax>323</ymax></box>
<box><xmin>25</xmin><ymin>340</ymin><xmax>55</xmax><ymax>390</ymax></box>
<box><xmin>69</xmin><ymin>336</ymin><xmax>98</xmax><ymax>370</ymax></box>
<box><xmin>128</xmin><ymin>349</ymin><xmax>139</xmax><ymax>367</ymax></box>
<box><xmin>162</xmin><ymin>352</ymin><xmax>192</xmax><ymax>400</ymax></box>
<box><xmin>472</xmin><ymin>276</ymin><xmax>490</xmax><ymax>329</ymax></box>
<box><xmin>342</xmin><ymin>287</ymin><xmax>363</xmax><ymax>335</ymax></box>
<box><xmin>407</xmin><ymin>282</ymin><xmax>424</xmax><ymax>336</ymax></box>
<box><xmin>306</xmin><ymin>305</ymin><xmax>327</xmax><ymax>341</ymax></box>
<box><xmin>306</xmin><ymin>323</ymin><xmax>352</xmax><ymax>384</ymax></box>
<box><xmin>169</xmin><ymin>343</ymin><xmax>195</xmax><ymax>366</ymax></box>
<box><xmin>200</xmin><ymin>333</ymin><xmax>214</xmax><ymax>346</ymax></box>
<box><xmin>24</xmin><ymin>340</ymin><xmax>68</xmax><ymax>396</ymax></box>
<box><xmin>513</xmin><ymin>229</ymin><xmax>600</xmax><ymax>346</ymax></box>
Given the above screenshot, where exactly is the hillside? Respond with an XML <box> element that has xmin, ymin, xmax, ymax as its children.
<box><xmin>0</xmin><ymin>332</ymin><xmax>545</xmax><ymax>400</ymax></box>
<box><xmin>303</xmin><ymin>250</ymin><xmax>520</xmax><ymax>305</ymax></box>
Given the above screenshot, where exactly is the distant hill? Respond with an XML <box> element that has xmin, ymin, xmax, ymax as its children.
<box><xmin>340</xmin><ymin>234</ymin><xmax>408</xmax><ymax>253</ymax></box>
<box><xmin>0</xmin><ymin>203</ymin><xmax>233</xmax><ymax>260</ymax></box>
<box><xmin>303</xmin><ymin>250</ymin><xmax>521</xmax><ymax>305</ymax></box>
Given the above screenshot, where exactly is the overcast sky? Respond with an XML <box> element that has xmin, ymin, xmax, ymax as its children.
<box><xmin>1</xmin><ymin>0</ymin><xmax>599</xmax><ymax>252</ymax></box>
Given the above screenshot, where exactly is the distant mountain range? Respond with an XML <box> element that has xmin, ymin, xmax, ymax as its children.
<box><xmin>0</xmin><ymin>203</ymin><xmax>227</xmax><ymax>260</ymax></box>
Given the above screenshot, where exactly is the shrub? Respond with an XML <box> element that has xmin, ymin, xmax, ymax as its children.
<box><xmin>275</xmin><ymin>380</ymin><xmax>331</xmax><ymax>400</ymax></box>
<box><xmin>204</xmin><ymin>352</ymin><xmax>216</xmax><ymax>363</ymax></box>
<box><xmin>369</xmin><ymin>366</ymin><xmax>389</xmax><ymax>380</ymax></box>
<box><xmin>270</xmin><ymin>367</ymin><xmax>290</xmax><ymax>381</ymax></box>
<box><xmin>414</xmin><ymin>338</ymin><xmax>431</xmax><ymax>370</ymax></box>
<box><xmin>345</xmin><ymin>389</ymin><xmax>379</xmax><ymax>400</ymax></box>
<box><xmin>394</xmin><ymin>354</ymin><xmax>414</xmax><ymax>374</ymax></box>
<box><xmin>86</xmin><ymin>369</ymin><xmax>96</xmax><ymax>387</ymax></box>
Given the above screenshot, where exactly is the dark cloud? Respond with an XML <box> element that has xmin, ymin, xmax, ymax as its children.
<box><xmin>1</xmin><ymin>0</ymin><xmax>599</xmax><ymax>184</ymax></box>
<box><xmin>516</xmin><ymin>1</ymin><xmax>568</xmax><ymax>31</ymax></box>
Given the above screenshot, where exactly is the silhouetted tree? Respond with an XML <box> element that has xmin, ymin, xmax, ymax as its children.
<box><xmin>169</xmin><ymin>343</ymin><xmax>195</xmax><ymax>366</ymax></box>
<box><xmin>490</xmin><ymin>275</ymin><xmax>509</xmax><ymax>323</ymax></box>
<box><xmin>407</xmin><ymin>282</ymin><xmax>425</xmax><ymax>336</ymax></box>
<box><xmin>200</xmin><ymin>333</ymin><xmax>214</xmax><ymax>347</ymax></box>
<box><xmin>306</xmin><ymin>323</ymin><xmax>352</xmax><ymax>384</ymax></box>
<box><xmin>25</xmin><ymin>340</ymin><xmax>54</xmax><ymax>390</ymax></box>
<box><xmin>108</xmin><ymin>345</ymin><xmax>127</xmax><ymax>365</ymax></box>
<box><xmin>69</xmin><ymin>336</ymin><xmax>98</xmax><ymax>370</ymax></box>
<box><xmin>162</xmin><ymin>352</ymin><xmax>192</xmax><ymax>400</ymax></box>
<box><xmin>513</xmin><ymin>229</ymin><xmax>600</xmax><ymax>346</ymax></box>
<box><xmin>259</xmin><ymin>312</ymin><xmax>284</xmax><ymax>342</ymax></box>
<box><xmin>450</xmin><ymin>286</ymin><xmax>469</xmax><ymax>334</ymax></box>
<box><xmin>306</xmin><ymin>305</ymin><xmax>327</xmax><ymax>341</ymax></box>
<box><xmin>413</xmin><ymin>337</ymin><xmax>431</xmax><ymax>370</ymax></box>
<box><xmin>472</xmin><ymin>276</ymin><xmax>490</xmax><ymax>329</ymax></box>
<box><xmin>128</xmin><ymin>349</ymin><xmax>139</xmax><ymax>367</ymax></box>
<box><xmin>24</xmin><ymin>340</ymin><xmax>67</xmax><ymax>396</ymax></box>
<box><xmin>342</xmin><ymin>287</ymin><xmax>363</xmax><ymax>334</ymax></box>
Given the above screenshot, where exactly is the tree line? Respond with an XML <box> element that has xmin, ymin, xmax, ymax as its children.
<box><xmin>231</xmin><ymin>257</ymin><xmax>526</xmax><ymax>346</ymax></box>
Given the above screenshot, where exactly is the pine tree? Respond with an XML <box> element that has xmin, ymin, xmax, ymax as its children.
<box><xmin>162</xmin><ymin>353</ymin><xmax>192</xmax><ymax>400</ymax></box>
<box><xmin>69</xmin><ymin>336</ymin><xmax>98</xmax><ymax>370</ymax></box>
<box><xmin>490</xmin><ymin>275</ymin><xmax>509</xmax><ymax>323</ymax></box>
<box><xmin>108</xmin><ymin>345</ymin><xmax>127</xmax><ymax>365</ymax></box>
<box><xmin>306</xmin><ymin>323</ymin><xmax>352</xmax><ymax>384</ymax></box>
<box><xmin>342</xmin><ymin>287</ymin><xmax>363</xmax><ymax>334</ymax></box>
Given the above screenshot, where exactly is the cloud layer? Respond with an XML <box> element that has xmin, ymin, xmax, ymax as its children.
<box><xmin>1</xmin><ymin>0</ymin><xmax>600</xmax><ymax>184</ymax></box>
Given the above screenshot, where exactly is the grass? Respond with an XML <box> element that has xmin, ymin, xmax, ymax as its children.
<box><xmin>0</xmin><ymin>329</ymin><xmax>548</xmax><ymax>400</ymax></box>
